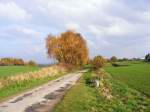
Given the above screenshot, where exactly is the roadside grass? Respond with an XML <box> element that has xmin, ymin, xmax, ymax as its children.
<box><xmin>54</xmin><ymin>71</ymin><xmax>100</xmax><ymax>112</ymax></box>
<box><xmin>0</xmin><ymin>74</ymin><xmax>64</xmax><ymax>101</ymax></box>
<box><xmin>54</xmin><ymin>70</ymin><xmax>150</xmax><ymax>112</ymax></box>
<box><xmin>105</xmin><ymin>62</ymin><xmax>150</xmax><ymax>96</ymax></box>
<box><xmin>0</xmin><ymin>66</ymin><xmax>40</xmax><ymax>78</ymax></box>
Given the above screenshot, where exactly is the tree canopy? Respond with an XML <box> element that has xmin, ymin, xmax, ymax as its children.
<box><xmin>46</xmin><ymin>31</ymin><xmax>89</xmax><ymax>66</ymax></box>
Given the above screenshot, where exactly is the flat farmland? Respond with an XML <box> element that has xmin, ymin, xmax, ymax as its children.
<box><xmin>105</xmin><ymin>62</ymin><xmax>150</xmax><ymax>96</ymax></box>
<box><xmin>0</xmin><ymin>66</ymin><xmax>40</xmax><ymax>78</ymax></box>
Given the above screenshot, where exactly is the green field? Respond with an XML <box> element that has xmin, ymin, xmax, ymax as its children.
<box><xmin>105</xmin><ymin>62</ymin><xmax>150</xmax><ymax>96</ymax></box>
<box><xmin>0</xmin><ymin>66</ymin><xmax>66</xmax><ymax>101</ymax></box>
<box><xmin>54</xmin><ymin>70</ymin><xmax>150</xmax><ymax>112</ymax></box>
<box><xmin>0</xmin><ymin>66</ymin><xmax>40</xmax><ymax>78</ymax></box>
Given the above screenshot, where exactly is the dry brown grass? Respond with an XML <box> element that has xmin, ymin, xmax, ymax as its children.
<box><xmin>0</xmin><ymin>65</ymin><xmax>67</xmax><ymax>89</ymax></box>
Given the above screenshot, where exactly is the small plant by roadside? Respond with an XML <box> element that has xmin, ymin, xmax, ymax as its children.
<box><xmin>84</xmin><ymin>68</ymin><xmax>113</xmax><ymax>100</ymax></box>
<box><xmin>110</xmin><ymin>56</ymin><xmax>118</xmax><ymax>62</ymax></box>
<box><xmin>95</xmin><ymin>69</ymin><xmax>113</xmax><ymax>100</ymax></box>
<box><xmin>92</xmin><ymin>55</ymin><xmax>106</xmax><ymax>69</ymax></box>
<box><xmin>27</xmin><ymin>60</ymin><xmax>37</xmax><ymax>66</ymax></box>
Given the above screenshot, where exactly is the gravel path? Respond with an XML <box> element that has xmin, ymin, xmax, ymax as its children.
<box><xmin>0</xmin><ymin>71</ymin><xmax>84</xmax><ymax>112</ymax></box>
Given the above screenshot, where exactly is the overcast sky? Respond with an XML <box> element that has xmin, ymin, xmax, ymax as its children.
<box><xmin>0</xmin><ymin>0</ymin><xmax>150</xmax><ymax>64</ymax></box>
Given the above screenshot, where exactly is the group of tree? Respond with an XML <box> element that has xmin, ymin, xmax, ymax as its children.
<box><xmin>0</xmin><ymin>58</ymin><xmax>37</xmax><ymax>66</ymax></box>
<box><xmin>46</xmin><ymin>30</ymin><xmax>109</xmax><ymax>69</ymax></box>
<box><xmin>108</xmin><ymin>56</ymin><xmax>129</xmax><ymax>62</ymax></box>
<box><xmin>46</xmin><ymin>31</ymin><xmax>89</xmax><ymax>66</ymax></box>
<box><xmin>46</xmin><ymin>30</ymin><xmax>150</xmax><ymax>70</ymax></box>
<box><xmin>109</xmin><ymin>57</ymin><xmax>143</xmax><ymax>62</ymax></box>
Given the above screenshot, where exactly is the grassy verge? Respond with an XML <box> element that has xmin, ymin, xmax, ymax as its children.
<box><xmin>0</xmin><ymin>66</ymin><xmax>40</xmax><ymax>78</ymax></box>
<box><xmin>54</xmin><ymin>70</ymin><xmax>150</xmax><ymax>112</ymax></box>
<box><xmin>105</xmin><ymin>62</ymin><xmax>150</xmax><ymax>96</ymax></box>
<box><xmin>0</xmin><ymin>72</ymin><xmax>66</xmax><ymax>101</ymax></box>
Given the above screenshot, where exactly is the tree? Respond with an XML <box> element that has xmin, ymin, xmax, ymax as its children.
<box><xmin>145</xmin><ymin>53</ymin><xmax>150</xmax><ymax>62</ymax></box>
<box><xmin>92</xmin><ymin>55</ymin><xmax>106</xmax><ymax>69</ymax></box>
<box><xmin>110</xmin><ymin>56</ymin><xmax>117</xmax><ymax>62</ymax></box>
<box><xmin>28</xmin><ymin>60</ymin><xmax>37</xmax><ymax>66</ymax></box>
<box><xmin>46</xmin><ymin>31</ymin><xmax>89</xmax><ymax>66</ymax></box>
<box><xmin>14</xmin><ymin>59</ymin><xmax>24</xmax><ymax>65</ymax></box>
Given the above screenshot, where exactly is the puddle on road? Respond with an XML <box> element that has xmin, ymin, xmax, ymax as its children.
<box><xmin>10</xmin><ymin>97</ymin><xmax>23</xmax><ymax>103</ymax></box>
<box><xmin>0</xmin><ymin>105</ymin><xmax>8</xmax><ymax>107</ymax></box>
<box><xmin>10</xmin><ymin>92</ymin><xmax>33</xmax><ymax>103</ymax></box>
<box><xmin>44</xmin><ymin>92</ymin><xmax>58</xmax><ymax>100</ymax></box>
<box><xmin>24</xmin><ymin>82</ymin><xmax>75</xmax><ymax>112</ymax></box>
<box><xmin>23</xmin><ymin>93</ymin><xmax>33</xmax><ymax>97</ymax></box>
<box><xmin>24</xmin><ymin>102</ymin><xmax>45</xmax><ymax>112</ymax></box>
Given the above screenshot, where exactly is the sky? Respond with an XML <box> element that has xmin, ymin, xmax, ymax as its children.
<box><xmin>0</xmin><ymin>0</ymin><xmax>150</xmax><ymax>64</ymax></box>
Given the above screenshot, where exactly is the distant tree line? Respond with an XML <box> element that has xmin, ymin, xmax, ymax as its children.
<box><xmin>107</xmin><ymin>56</ymin><xmax>145</xmax><ymax>62</ymax></box>
<box><xmin>0</xmin><ymin>58</ymin><xmax>37</xmax><ymax>66</ymax></box>
<box><xmin>109</xmin><ymin>54</ymin><xmax>150</xmax><ymax>62</ymax></box>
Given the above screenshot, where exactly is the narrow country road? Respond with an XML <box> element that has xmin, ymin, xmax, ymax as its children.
<box><xmin>0</xmin><ymin>71</ymin><xmax>84</xmax><ymax>112</ymax></box>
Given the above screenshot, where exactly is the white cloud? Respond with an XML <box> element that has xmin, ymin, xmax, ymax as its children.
<box><xmin>1</xmin><ymin>0</ymin><xmax>150</xmax><ymax>63</ymax></box>
<box><xmin>139</xmin><ymin>11</ymin><xmax>150</xmax><ymax>22</ymax></box>
<box><xmin>65</xmin><ymin>22</ymin><xmax>80</xmax><ymax>30</ymax></box>
<box><xmin>15</xmin><ymin>27</ymin><xmax>39</xmax><ymax>36</ymax></box>
<box><xmin>0</xmin><ymin>2</ymin><xmax>31</xmax><ymax>20</ymax></box>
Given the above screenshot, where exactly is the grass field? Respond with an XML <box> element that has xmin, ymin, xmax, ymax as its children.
<box><xmin>0</xmin><ymin>65</ymin><xmax>67</xmax><ymax>101</ymax></box>
<box><xmin>105</xmin><ymin>62</ymin><xmax>150</xmax><ymax>96</ymax></box>
<box><xmin>54</xmin><ymin>70</ymin><xmax>150</xmax><ymax>112</ymax></box>
<box><xmin>0</xmin><ymin>66</ymin><xmax>40</xmax><ymax>78</ymax></box>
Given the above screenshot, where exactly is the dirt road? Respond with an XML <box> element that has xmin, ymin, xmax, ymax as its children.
<box><xmin>0</xmin><ymin>71</ymin><xmax>83</xmax><ymax>112</ymax></box>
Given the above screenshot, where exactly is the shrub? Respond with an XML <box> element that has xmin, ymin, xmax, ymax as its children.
<box><xmin>92</xmin><ymin>56</ymin><xmax>106</xmax><ymax>69</ymax></box>
<box><xmin>145</xmin><ymin>53</ymin><xmax>150</xmax><ymax>62</ymax></box>
<box><xmin>28</xmin><ymin>60</ymin><xmax>37</xmax><ymax>66</ymax></box>
<box><xmin>112</xmin><ymin>63</ymin><xmax>120</xmax><ymax>67</ymax></box>
<box><xmin>110</xmin><ymin>56</ymin><xmax>117</xmax><ymax>62</ymax></box>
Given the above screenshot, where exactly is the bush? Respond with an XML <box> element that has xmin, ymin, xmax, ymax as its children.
<box><xmin>92</xmin><ymin>56</ymin><xmax>106</xmax><ymax>69</ymax></box>
<box><xmin>145</xmin><ymin>53</ymin><xmax>150</xmax><ymax>62</ymax></box>
<box><xmin>28</xmin><ymin>60</ymin><xmax>37</xmax><ymax>66</ymax></box>
<box><xmin>110</xmin><ymin>56</ymin><xmax>117</xmax><ymax>62</ymax></box>
<box><xmin>112</xmin><ymin>63</ymin><xmax>120</xmax><ymax>67</ymax></box>
<box><xmin>112</xmin><ymin>62</ymin><xmax>130</xmax><ymax>67</ymax></box>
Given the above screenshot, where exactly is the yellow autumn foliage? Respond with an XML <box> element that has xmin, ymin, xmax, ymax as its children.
<box><xmin>46</xmin><ymin>31</ymin><xmax>89</xmax><ymax>66</ymax></box>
